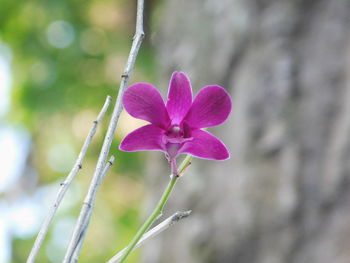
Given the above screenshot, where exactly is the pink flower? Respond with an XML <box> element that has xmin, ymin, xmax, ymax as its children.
<box><xmin>119</xmin><ymin>72</ymin><xmax>232</xmax><ymax>161</ymax></box>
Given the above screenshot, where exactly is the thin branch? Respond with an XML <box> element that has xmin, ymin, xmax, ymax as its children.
<box><xmin>107</xmin><ymin>211</ymin><xmax>192</xmax><ymax>263</ymax></box>
<box><xmin>71</xmin><ymin>156</ymin><xmax>115</xmax><ymax>263</ymax></box>
<box><xmin>115</xmin><ymin>156</ymin><xmax>193</xmax><ymax>263</ymax></box>
<box><xmin>26</xmin><ymin>96</ymin><xmax>112</xmax><ymax>263</ymax></box>
<box><xmin>62</xmin><ymin>0</ymin><xmax>145</xmax><ymax>261</ymax></box>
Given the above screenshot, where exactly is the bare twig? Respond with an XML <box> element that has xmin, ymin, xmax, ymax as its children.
<box><xmin>26</xmin><ymin>96</ymin><xmax>112</xmax><ymax>263</ymax></box>
<box><xmin>63</xmin><ymin>0</ymin><xmax>145</xmax><ymax>261</ymax></box>
<box><xmin>107</xmin><ymin>211</ymin><xmax>192</xmax><ymax>263</ymax></box>
<box><xmin>116</xmin><ymin>156</ymin><xmax>192</xmax><ymax>263</ymax></box>
<box><xmin>71</xmin><ymin>156</ymin><xmax>115</xmax><ymax>263</ymax></box>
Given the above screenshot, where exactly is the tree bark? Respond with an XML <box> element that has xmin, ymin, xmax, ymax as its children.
<box><xmin>143</xmin><ymin>0</ymin><xmax>350</xmax><ymax>262</ymax></box>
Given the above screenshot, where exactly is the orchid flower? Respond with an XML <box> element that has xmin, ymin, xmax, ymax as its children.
<box><xmin>119</xmin><ymin>72</ymin><xmax>232</xmax><ymax>172</ymax></box>
<box><xmin>117</xmin><ymin>72</ymin><xmax>232</xmax><ymax>263</ymax></box>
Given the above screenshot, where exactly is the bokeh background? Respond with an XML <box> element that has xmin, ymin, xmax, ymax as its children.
<box><xmin>2</xmin><ymin>0</ymin><xmax>350</xmax><ymax>263</ymax></box>
<box><xmin>0</xmin><ymin>0</ymin><xmax>157</xmax><ymax>262</ymax></box>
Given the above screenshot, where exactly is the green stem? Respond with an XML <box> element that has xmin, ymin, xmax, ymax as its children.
<box><xmin>118</xmin><ymin>155</ymin><xmax>192</xmax><ymax>263</ymax></box>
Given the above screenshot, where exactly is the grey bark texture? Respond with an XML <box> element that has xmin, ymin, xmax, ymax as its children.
<box><xmin>142</xmin><ymin>0</ymin><xmax>350</xmax><ymax>262</ymax></box>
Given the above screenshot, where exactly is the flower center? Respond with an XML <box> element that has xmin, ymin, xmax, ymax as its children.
<box><xmin>171</xmin><ymin>125</ymin><xmax>181</xmax><ymax>134</ymax></box>
<box><xmin>167</xmin><ymin>125</ymin><xmax>182</xmax><ymax>137</ymax></box>
<box><xmin>164</xmin><ymin>124</ymin><xmax>192</xmax><ymax>144</ymax></box>
<box><xmin>162</xmin><ymin>124</ymin><xmax>193</xmax><ymax>160</ymax></box>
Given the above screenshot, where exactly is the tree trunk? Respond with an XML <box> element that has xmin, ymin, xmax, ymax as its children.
<box><xmin>142</xmin><ymin>0</ymin><xmax>350</xmax><ymax>262</ymax></box>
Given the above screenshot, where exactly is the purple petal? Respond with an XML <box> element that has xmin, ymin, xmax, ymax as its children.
<box><xmin>166</xmin><ymin>72</ymin><xmax>193</xmax><ymax>124</ymax></box>
<box><xmin>184</xmin><ymin>85</ymin><xmax>232</xmax><ymax>128</ymax></box>
<box><xmin>180</xmin><ymin>129</ymin><xmax>230</xmax><ymax>160</ymax></box>
<box><xmin>122</xmin><ymin>83</ymin><xmax>170</xmax><ymax>128</ymax></box>
<box><xmin>119</xmin><ymin>124</ymin><xmax>165</xmax><ymax>152</ymax></box>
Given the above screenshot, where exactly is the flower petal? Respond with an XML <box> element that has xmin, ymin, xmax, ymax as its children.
<box><xmin>180</xmin><ymin>129</ymin><xmax>230</xmax><ymax>160</ymax></box>
<box><xmin>122</xmin><ymin>83</ymin><xmax>170</xmax><ymax>128</ymax></box>
<box><xmin>166</xmin><ymin>72</ymin><xmax>193</xmax><ymax>124</ymax></box>
<box><xmin>185</xmin><ymin>85</ymin><xmax>232</xmax><ymax>128</ymax></box>
<box><xmin>119</xmin><ymin>124</ymin><xmax>165</xmax><ymax>152</ymax></box>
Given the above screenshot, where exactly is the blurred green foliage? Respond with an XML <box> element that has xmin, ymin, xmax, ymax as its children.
<box><xmin>0</xmin><ymin>0</ymin><xmax>158</xmax><ymax>261</ymax></box>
